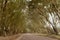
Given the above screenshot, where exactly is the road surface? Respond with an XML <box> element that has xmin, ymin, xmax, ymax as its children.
<box><xmin>0</xmin><ymin>33</ymin><xmax>58</xmax><ymax>40</ymax></box>
<box><xmin>16</xmin><ymin>33</ymin><xmax>58</xmax><ymax>40</ymax></box>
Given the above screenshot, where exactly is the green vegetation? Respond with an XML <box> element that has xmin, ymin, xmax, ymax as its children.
<box><xmin>0</xmin><ymin>0</ymin><xmax>60</xmax><ymax>36</ymax></box>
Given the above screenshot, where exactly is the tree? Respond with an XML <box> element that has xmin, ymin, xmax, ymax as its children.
<box><xmin>0</xmin><ymin>0</ymin><xmax>60</xmax><ymax>36</ymax></box>
<box><xmin>27</xmin><ymin>0</ymin><xmax>60</xmax><ymax>34</ymax></box>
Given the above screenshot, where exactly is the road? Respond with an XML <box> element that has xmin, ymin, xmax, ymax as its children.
<box><xmin>16</xmin><ymin>33</ymin><xmax>58</xmax><ymax>40</ymax></box>
<box><xmin>0</xmin><ymin>33</ymin><xmax>58</xmax><ymax>40</ymax></box>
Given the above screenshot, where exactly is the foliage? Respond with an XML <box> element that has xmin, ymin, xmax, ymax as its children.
<box><xmin>0</xmin><ymin>0</ymin><xmax>60</xmax><ymax>36</ymax></box>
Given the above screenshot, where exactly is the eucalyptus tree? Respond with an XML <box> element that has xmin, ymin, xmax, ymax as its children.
<box><xmin>27</xmin><ymin>0</ymin><xmax>60</xmax><ymax>34</ymax></box>
<box><xmin>0</xmin><ymin>0</ymin><xmax>25</xmax><ymax>36</ymax></box>
<box><xmin>0</xmin><ymin>0</ymin><xmax>60</xmax><ymax>36</ymax></box>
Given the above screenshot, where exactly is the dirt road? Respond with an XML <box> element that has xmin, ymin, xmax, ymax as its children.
<box><xmin>16</xmin><ymin>33</ymin><xmax>58</xmax><ymax>40</ymax></box>
<box><xmin>0</xmin><ymin>33</ymin><xmax>58</xmax><ymax>40</ymax></box>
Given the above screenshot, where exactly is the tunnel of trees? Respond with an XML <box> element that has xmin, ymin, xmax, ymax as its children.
<box><xmin>0</xmin><ymin>0</ymin><xmax>60</xmax><ymax>36</ymax></box>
